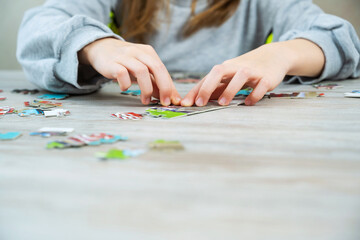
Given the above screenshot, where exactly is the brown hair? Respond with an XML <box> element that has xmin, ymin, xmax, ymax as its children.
<box><xmin>119</xmin><ymin>0</ymin><xmax>241</xmax><ymax>43</ymax></box>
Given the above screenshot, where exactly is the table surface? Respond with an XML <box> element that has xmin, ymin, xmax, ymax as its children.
<box><xmin>1</xmin><ymin>70</ymin><xmax>360</xmax><ymax>240</ymax></box>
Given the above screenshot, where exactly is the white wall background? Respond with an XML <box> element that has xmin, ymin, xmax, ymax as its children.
<box><xmin>0</xmin><ymin>0</ymin><xmax>359</xmax><ymax>70</ymax></box>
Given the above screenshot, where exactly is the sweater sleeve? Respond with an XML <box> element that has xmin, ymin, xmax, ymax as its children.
<box><xmin>261</xmin><ymin>0</ymin><xmax>360</xmax><ymax>84</ymax></box>
<box><xmin>17</xmin><ymin>0</ymin><xmax>122</xmax><ymax>94</ymax></box>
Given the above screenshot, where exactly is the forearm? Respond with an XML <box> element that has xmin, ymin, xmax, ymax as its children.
<box><xmin>270</xmin><ymin>39</ymin><xmax>326</xmax><ymax>78</ymax></box>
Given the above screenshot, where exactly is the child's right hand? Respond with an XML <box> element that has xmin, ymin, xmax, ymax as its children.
<box><xmin>78</xmin><ymin>38</ymin><xmax>181</xmax><ymax>106</ymax></box>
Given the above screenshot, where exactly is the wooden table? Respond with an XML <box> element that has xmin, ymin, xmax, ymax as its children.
<box><xmin>1</xmin><ymin>70</ymin><xmax>360</xmax><ymax>240</ymax></box>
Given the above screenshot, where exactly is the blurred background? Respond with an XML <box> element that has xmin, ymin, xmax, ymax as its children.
<box><xmin>0</xmin><ymin>0</ymin><xmax>359</xmax><ymax>70</ymax></box>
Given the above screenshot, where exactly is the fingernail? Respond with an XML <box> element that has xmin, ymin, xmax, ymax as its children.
<box><xmin>196</xmin><ymin>97</ymin><xmax>204</xmax><ymax>107</ymax></box>
<box><xmin>219</xmin><ymin>97</ymin><xmax>227</xmax><ymax>106</ymax></box>
<box><xmin>245</xmin><ymin>99</ymin><xmax>252</xmax><ymax>106</ymax></box>
<box><xmin>172</xmin><ymin>97</ymin><xmax>181</xmax><ymax>105</ymax></box>
<box><xmin>181</xmin><ymin>98</ymin><xmax>192</xmax><ymax>107</ymax></box>
<box><xmin>163</xmin><ymin>97</ymin><xmax>171</xmax><ymax>106</ymax></box>
<box><xmin>176</xmin><ymin>97</ymin><xmax>182</xmax><ymax>104</ymax></box>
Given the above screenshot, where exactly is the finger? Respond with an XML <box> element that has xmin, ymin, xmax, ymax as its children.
<box><xmin>170</xmin><ymin>82</ymin><xmax>182</xmax><ymax>105</ymax></box>
<box><xmin>209</xmin><ymin>83</ymin><xmax>228</xmax><ymax>100</ymax></box>
<box><xmin>112</xmin><ymin>64</ymin><xmax>132</xmax><ymax>91</ymax></box>
<box><xmin>245</xmin><ymin>79</ymin><xmax>269</xmax><ymax>106</ymax></box>
<box><xmin>150</xmin><ymin>74</ymin><xmax>160</xmax><ymax>100</ymax></box>
<box><xmin>117</xmin><ymin>58</ymin><xmax>153</xmax><ymax>105</ymax></box>
<box><xmin>137</xmin><ymin>45</ymin><xmax>182</xmax><ymax>105</ymax></box>
<box><xmin>195</xmin><ymin>64</ymin><xmax>234</xmax><ymax>106</ymax></box>
<box><xmin>135</xmin><ymin>53</ymin><xmax>172</xmax><ymax>106</ymax></box>
<box><xmin>218</xmin><ymin>69</ymin><xmax>249</xmax><ymax>105</ymax></box>
<box><xmin>181</xmin><ymin>78</ymin><xmax>206</xmax><ymax>107</ymax></box>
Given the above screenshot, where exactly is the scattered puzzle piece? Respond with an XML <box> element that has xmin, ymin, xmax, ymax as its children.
<box><xmin>0</xmin><ymin>97</ymin><xmax>6</xmax><ymax>101</ymax></box>
<box><xmin>97</xmin><ymin>149</ymin><xmax>128</xmax><ymax>160</ymax></box>
<box><xmin>12</xmin><ymin>89</ymin><xmax>40</xmax><ymax>95</ymax></box>
<box><xmin>30</xmin><ymin>127</ymin><xmax>74</xmax><ymax>138</ymax></box>
<box><xmin>43</xmin><ymin>109</ymin><xmax>70</xmax><ymax>117</ymax></box>
<box><xmin>123</xmin><ymin>149</ymin><xmax>147</xmax><ymax>157</ymax></box>
<box><xmin>0</xmin><ymin>107</ymin><xmax>15</xmax><ymax>116</ymax></box>
<box><xmin>38</xmin><ymin>94</ymin><xmax>69</xmax><ymax>100</ymax></box>
<box><xmin>18</xmin><ymin>109</ymin><xmax>44</xmax><ymax>117</ymax></box>
<box><xmin>344</xmin><ymin>90</ymin><xmax>360</xmax><ymax>98</ymax></box>
<box><xmin>0</xmin><ymin>132</ymin><xmax>22</xmax><ymax>140</ymax></box>
<box><xmin>47</xmin><ymin>133</ymin><xmax>128</xmax><ymax>149</ymax></box>
<box><xmin>112</xmin><ymin>112</ymin><xmax>143</xmax><ymax>120</ymax></box>
<box><xmin>268</xmin><ymin>92</ymin><xmax>323</xmax><ymax>99</ymax></box>
<box><xmin>46</xmin><ymin>141</ymin><xmax>78</xmax><ymax>149</ymax></box>
<box><xmin>149</xmin><ymin>140</ymin><xmax>184</xmax><ymax>151</ymax></box>
<box><xmin>313</xmin><ymin>83</ymin><xmax>342</xmax><ymax>90</ymax></box>
<box><xmin>24</xmin><ymin>100</ymin><xmax>62</xmax><ymax>109</ymax></box>
<box><xmin>97</xmin><ymin>148</ymin><xmax>146</xmax><ymax>160</ymax></box>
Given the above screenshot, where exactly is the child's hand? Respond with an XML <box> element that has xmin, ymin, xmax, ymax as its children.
<box><xmin>78</xmin><ymin>38</ymin><xmax>181</xmax><ymax>106</ymax></box>
<box><xmin>181</xmin><ymin>44</ymin><xmax>291</xmax><ymax>107</ymax></box>
<box><xmin>181</xmin><ymin>39</ymin><xmax>325</xmax><ymax>107</ymax></box>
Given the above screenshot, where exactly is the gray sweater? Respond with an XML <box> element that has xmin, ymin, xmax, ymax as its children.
<box><xmin>17</xmin><ymin>0</ymin><xmax>360</xmax><ymax>94</ymax></box>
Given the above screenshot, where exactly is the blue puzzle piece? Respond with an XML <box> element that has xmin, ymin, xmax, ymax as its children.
<box><xmin>87</xmin><ymin>135</ymin><xmax>128</xmax><ymax>145</ymax></box>
<box><xmin>100</xmin><ymin>135</ymin><xmax>129</xmax><ymax>144</ymax></box>
<box><xmin>38</xmin><ymin>94</ymin><xmax>69</xmax><ymax>100</ymax></box>
<box><xmin>121</xmin><ymin>90</ymin><xmax>141</xmax><ymax>96</ymax></box>
<box><xmin>18</xmin><ymin>109</ymin><xmax>44</xmax><ymax>117</ymax></box>
<box><xmin>235</xmin><ymin>89</ymin><xmax>253</xmax><ymax>96</ymax></box>
<box><xmin>0</xmin><ymin>132</ymin><xmax>22</xmax><ymax>140</ymax></box>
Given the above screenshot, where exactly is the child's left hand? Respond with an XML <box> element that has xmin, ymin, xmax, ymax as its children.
<box><xmin>181</xmin><ymin>43</ymin><xmax>291</xmax><ymax>106</ymax></box>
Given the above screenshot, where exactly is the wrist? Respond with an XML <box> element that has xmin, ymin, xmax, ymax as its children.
<box><xmin>78</xmin><ymin>37</ymin><xmax>119</xmax><ymax>65</ymax></box>
<box><xmin>269</xmin><ymin>39</ymin><xmax>325</xmax><ymax>77</ymax></box>
<box><xmin>262</xmin><ymin>42</ymin><xmax>298</xmax><ymax>75</ymax></box>
<box><xmin>78</xmin><ymin>43</ymin><xmax>92</xmax><ymax>65</ymax></box>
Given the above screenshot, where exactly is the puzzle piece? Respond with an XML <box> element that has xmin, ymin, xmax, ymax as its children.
<box><xmin>97</xmin><ymin>149</ymin><xmax>128</xmax><ymax>160</ymax></box>
<box><xmin>12</xmin><ymin>89</ymin><xmax>40</xmax><ymax>95</ymax></box>
<box><xmin>24</xmin><ymin>100</ymin><xmax>62</xmax><ymax>109</ymax></box>
<box><xmin>0</xmin><ymin>97</ymin><xmax>6</xmax><ymax>101</ymax></box>
<box><xmin>18</xmin><ymin>109</ymin><xmax>44</xmax><ymax>117</ymax></box>
<box><xmin>0</xmin><ymin>107</ymin><xmax>15</xmax><ymax>116</ymax></box>
<box><xmin>123</xmin><ymin>149</ymin><xmax>147</xmax><ymax>157</ymax></box>
<box><xmin>146</xmin><ymin>107</ymin><xmax>188</xmax><ymax>119</ymax></box>
<box><xmin>48</xmin><ymin>133</ymin><xmax>128</xmax><ymax>149</ymax></box>
<box><xmin>43</xmin><ymin>109</ymin><xmax>70</xmax><ymax>117</ymax></box>
<box><xmin>30</xmin><ymin>127</ymin><xmax>74</xmax><ymax>138</ymax></box>
<box><xmin>120</xmin><ymin>90</ymin><xmax>141</xmax><ymax>96</ymax></box>
<box><xmin>0</xmin><ymin>132</ymin><xmax>22</xmax><ymax>140</ymax></box>
<box><xmin>268</xmin><ymin>92</ymin><xmax>323</xmax><ymax>99</ymax></box>
<box><xmin>97</xmin><ymin>148</ymin><xmax>146</xmax><ymax>160</ymax></box>
<box><xmin>46</xmin><ymin>140</ymin><xmax>84</xmax><ymax>149</ymax></box>
<box><xmin>344</xmin><ymin>90</ymin><xmax>360</xmax><ymax>98</ymax></box>
<box><xmin>313</xmin><ymin>83</ymin><xmax>342</xmax><ymax>90</ymax></box>
<box><xmin>149</xmin><ymin>140</ymin><xmax>184</xmax><ymax>151</ymax></box>
<box><xmin>235</xmin><ymin>88</ymin><xmax>253</xmax><ymax>97</ymax></box>
<box><xmin>112</xmin><ymin>112</ymin><xmax>143</xmax><ymax>120</ymax></box>
<box><xmin>145</xmin><ymin>100</ymin><xmax>243</xmax><ymax>119</ymax></box>
<box><xmin>38</xmin><ymin>94</ymin><xmax>69</xmax><ymax>100</ymax></box>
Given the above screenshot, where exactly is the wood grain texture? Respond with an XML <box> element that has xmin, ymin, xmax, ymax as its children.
<box><xmin>0</xmin><ymin>71</ymin><xmax>360</xmax><ymax>240</ymax></box>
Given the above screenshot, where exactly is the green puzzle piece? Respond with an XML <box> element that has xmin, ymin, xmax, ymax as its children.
<box><xmin>46</xmin><ymin>141</ymin><xmax>66</xmax><ymax>149</ymax></box>
<box><xmin>146</xmin><ymin>109</ymin><xmax>187</xmax><ymax>119</ymax></box>
<box><xmin>97</xmin><ymin>149</ymin><xmax>128</xmax><ymax>160</ymax></box>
